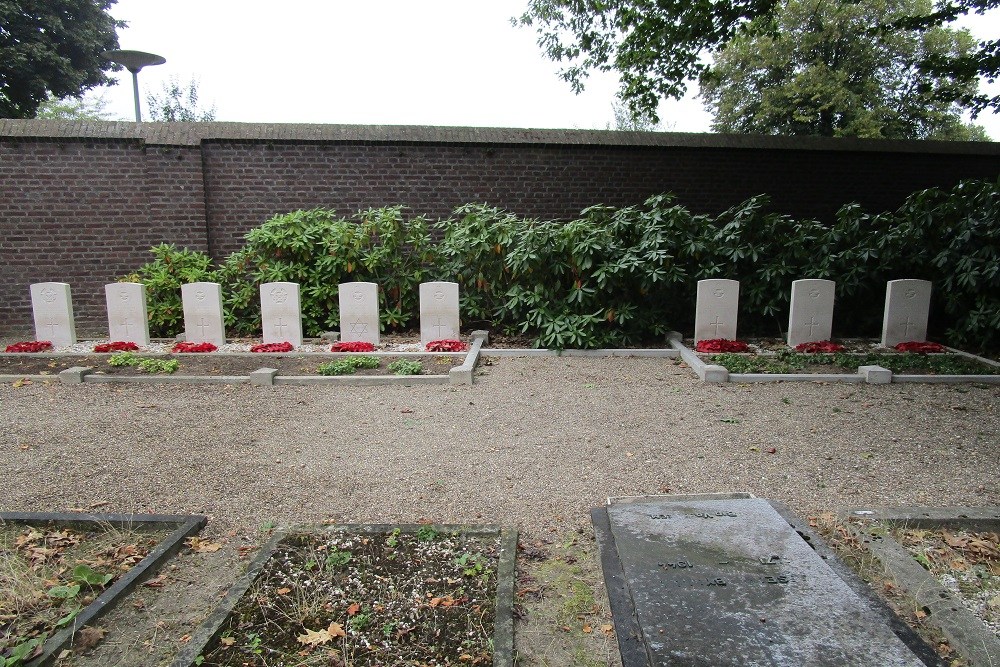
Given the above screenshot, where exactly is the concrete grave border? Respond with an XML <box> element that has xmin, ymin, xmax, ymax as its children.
<box><xmin>0</xmin><ymin>331</ymin><xmax>488</xmax><ymax>387</ymax></box>
<box><xmin>593</xmin><ymin>493</ymin><xmax>943</xmax><ymax>667</ymax></box>
<box><xmin>667</xmin><ymin>332</ymin><xmax>1000</xmax><ymax>384</ymax></box>
<box><xmin>0</xmin><ymin>511</ymin><xmax>206</xmax><ymax>667</ymax></box>
<box><xmin>843</xmin><ymin>506</ymin><xmax>1000</xmax><ymax>667</ymax></box>
<box><xmin>169</xmin><ymin>523</ymin><xmax>517</xmax><ymax>667</ymax></box>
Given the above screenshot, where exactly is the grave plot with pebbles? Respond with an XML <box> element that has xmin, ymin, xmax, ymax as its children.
<box><xmin>177</xmin><ymin>525</ymin><xmax>515</xmax><ymax>667</ymax></box>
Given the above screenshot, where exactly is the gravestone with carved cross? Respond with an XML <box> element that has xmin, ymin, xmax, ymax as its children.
<box><xmin>694</xmin><ymin>279</ymin><xmax>739</xmax><ymax>343</ymax></box>
<box><xmin>181</xmin><ymin>282</ymin><xmax>226</xmax><ymax>347</ymax></box>
<box><xmin>338</xmin><ymin>282</ymin><xmax>379</xmax><ymax>345</ymax></box>
<box><xmin>881</xmin><ymin>279</ymin><xmax>932</xmax><ymax>347</ymax></box>
<box><xmin>260</xmin><ymin>282</ymin><xmax>303</xmax><ymax>346</ymax></box>
<box><xmin>30</xmin><ymin>282</ymin><xmax>76</xmax><ymax>346</ymax></box>
<box><xmin>419</xmin><ymin>281</ymin><xmax>460</xmax><ymax>346</ymax></box>
<box><xmin>787</xmin><ymin>279</ymin><xmax>835</xmax><ymax>347</ymax></box>
<box><xmin>105</xmin><ymin>282</ymin><xmax>150</xmax><ymax>346</ymax></box>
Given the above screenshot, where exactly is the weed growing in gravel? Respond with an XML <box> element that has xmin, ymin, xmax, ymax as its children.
<box><xmin>388</xmin><ymin>359</ymin><xmax>423</xmax><ymax>375</ymax></box>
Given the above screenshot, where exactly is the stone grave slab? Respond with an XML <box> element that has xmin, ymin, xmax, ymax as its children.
<box><xmin>338</xmin><ymin>281</ymin><xmax>380</xmax><ymax>345</ymax></box>
<box><xmin>105</xmin><ymin>282</ymin><xmax>150</xmax><ymax>346</ymax></box>
<box><xmin>882</xmin><ymin>279</ymin><xmax>932</xmax><ymax>347</ymax></box>
<box><xmin>694</xmin><ymin>279</ymin><xmax>739</xmax><ymax>343</ymax></box>
<box><xmin>787</xmin><ymin>279</ymin><xmax>835</xmax><ymax>347</ymax></box>
<box><xmin>260</xmin><ymin>281</ymin><xmax>303</xmax><ymax>346</ymax></box>
<box><xmin>30</xmin><ymin>282</ymin><xmax>77</xmax><ymax>346</ymax></box>
<box><xmin>419</xmin><ymin>281</ymin><xmax>460</xmax><ymax>345</ymax></box>
<box><xmin>181</xmin><ymin>282</ymin><xmax>226</xmax><ymax>347</ymax></box>
<box><xmin>593</xmin><ymin>495</ymin><xmax>927</xmax><ymax>666</ymax></box>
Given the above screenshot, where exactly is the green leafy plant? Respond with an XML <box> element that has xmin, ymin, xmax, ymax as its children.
<box><xmin>317</xmin><ymin>355</ymin><xmax>382</xmax><ymax>376</ymax></box>
<box><xmin>136</xmin><ymin>358</ymin><xmax>180</xmax><ymax>374</ymax></box>
<box><xmin>416</xmin><ymin>526</ymin><xmax>439</xmax><ymax>542</ymax></box>
<box><xmin>107</xmin><ymin>351</ymin><xmax>140</xmax><ymax>367</ymax></box>
<box><xmin>387</xmin><ymin>359</ymin><xmax>423</xmax><ymax>375</ymax></box>
<box><xmin>325</xmin><ymin>549</ymin><xmax>352</xmax><ymax>568</ymax></box>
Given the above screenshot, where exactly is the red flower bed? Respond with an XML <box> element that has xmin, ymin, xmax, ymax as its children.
<box><xmin>93</xmin><ymin>341</ymin><xmax>140</xmax><ymax>353</ymax></box>
<box><xmin>426</xmin><ymin>339</ymin><xmax>468</xmax><ymax>352</ymax></box>
<box><xmin>894</xmin><ymin>341</ymin><xmax>946</xmax><ymax>353</ymax></box>
<box><xmin>794</xmin><ymin>340</ymin><xmax>845</xmax><ymax>353</ymax></box>
<box><xmin>250</xmin><ymin>342</ymin><xmax>294</xmax><ymax>353</ymax></box>
<box><xmin>5</xmin><ymin>341</ymin><xmax>53</xmax><ymax>353</ymax></box>
<box><xmin>331</xmin><ymin>341</ymin><xmax>376</xmax><ymax>352</ymax></box>
<box><xmin>172</xmin><ymin>342</ymin><xmax>218</xmax><ymax>353</ymax></box>
<box><xmin>695</xmin><ymin>339</ymin><xmax>749</xmax><ymax>353</ymax></box>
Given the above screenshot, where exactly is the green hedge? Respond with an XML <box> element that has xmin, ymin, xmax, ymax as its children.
<box><xmin>121</xmin><ymin>178</ymin><xmax>1000</xmax><ymax>351</ymax></box>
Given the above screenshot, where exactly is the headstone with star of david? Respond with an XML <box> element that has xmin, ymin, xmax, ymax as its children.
<box><xmin>260</xmin><ymin>282</ymin><xmax>303</xmax><ymax>346</ymax></box>
<box><xmin>338</xmin><ymin>282</ymin><xmax>379</xmax><ymax>345</ymax></box>
<box><xmin>786</xmin><ymin>279</ymin><xmax>835</xmax><ymax>348</ymax></box>
<box><xmin>181</xmin><ymin>282</ymin><xmax>226</xmax><ymax>347</ymax></box>
<box><xmin>881</xmin><ymin>279</ymin><xmax>932</xmax><ymax>347</ymax></box>
<box><xmin>30</xmin><ymin>282</ymin><xmax>77</xmax><ymax>346</ymax></box>
<box><xmin>105</xmin><ymin>282</ymin><xmax>150</xmax><ymax>346</ymax></box>
<box><xmin>419</xmin><ymin>281</ymin><xmax>460</xmax><ymax>345</ymax></box>
<box><xmin>694</xmin><ymin>279</ymin><xmax>739</xmax><ymax>343</ymax></box>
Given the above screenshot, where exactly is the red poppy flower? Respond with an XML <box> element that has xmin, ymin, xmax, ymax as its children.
<box><xmin>695</xmin><ymin>339</ymin><xmax>749</xmax><ymax>353</ymax></box>
<box><xmin>894</xmin><ymin>341</ymin><xmax>945</xmax><ymax>353</ymax></box>
<box><xmin>331</xmin><ymin>341</ymin><xmax>376</xmax><ymax>352</ymax></box>
<box><xmin>93</xmin><ymin>341</ymin><xmax>140</xmax><ymax>353</ymax></box>
<box><xmin>5</xmin><ymin>341</ymin><xmax>53</xmax><ymax>353</ymax></box>
<box><xmin>426</xmin><ymin>339</ymin><xmax>468</xmax><ymax>352</ymax></box>
<box><xmin>172</xmin><ymin>342</ymin><xmax>217</xmax><ymax>353</ymax></box>
<box><xmin>794</xmin><ymin>341</ymin><xmax>845</xmax><ymax>353</ymax></box>
<box><xmin>250</xmin><ymin>342</ymin><xmax>294</xmax><ymax>353</ymax></box>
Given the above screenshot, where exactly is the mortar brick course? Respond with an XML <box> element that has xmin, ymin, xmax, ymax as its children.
<box><xmin>1</xmin><ymin>120</ymin><xmax>998</xmax><ymax>331</ymax></box>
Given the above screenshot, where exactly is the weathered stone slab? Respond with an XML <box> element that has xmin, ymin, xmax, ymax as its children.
<box><xmin>260</xmin><ymin>282</ymin><xmax>302</xmax><ymax>346</ymax></box>
<box><xmin>787</xmin><ymin>279</ymin><xmax>835</xmax><ymax>347</ymax></box>
<box><xmin>105</xmin><ymin>282</ymin><xmax>150</xmax><ymax>346</ymax></box>
<box><xmin>30</xmin><ymin>282</ymin><xmax>76</xmax><ymax>346</ymax></box>
<box><xmin>881</xmin><ymin>279</ymin><xmax>932</xmax><ymax>347</ymax></box>
<box><xmin>419</xmin><ymin>281</ymin><xmax>460</xmax><ymax>345</ymax></box>
<box><xmin>594</xmin><ymin>496</ymin><xmax>925</xmax><ymax>666</ymax></box>
<box><xmin>338</xmin><ymin>281</ymin><xmax>379</xmax><ymax>345</ymax></box>
<box><xmin>694</xmin><ymin>279</ymin><xmax>739</xmax><ymax>343</ymax></box>
<box><xmin>181</xmin><ymin>282</ymin><xmax>225</xmax><ymax>347</ymax></box>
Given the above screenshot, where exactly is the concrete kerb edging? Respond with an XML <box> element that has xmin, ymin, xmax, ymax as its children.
<box><xmin>169</xmin><ymin>524</ymin><xmax>517</xmax><ymax>667</ymax></box>
<box><xmin>669</xmin><ymin>334</ymin><xmax>1000</xmax><ymax>385</ymax></box>
<box><xmin>0</xmin><ymin>511</ymin><xmax>206</xmax><ymax>667</ymax></box>
<box><xmin>843</xmin><ymin>507</ymin><xmax>1000</xmax><ymax>666</ymax></box>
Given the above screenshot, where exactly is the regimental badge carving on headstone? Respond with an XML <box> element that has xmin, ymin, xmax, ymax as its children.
<box><xmin>338</xmin><ymin>282</ymin><xmax>379</xmax><ymax>345</ymax></box>
<box><xmin>260</xmin><ymin>282</ymin><xmax>302</xmax><ymax>346</ymax></box>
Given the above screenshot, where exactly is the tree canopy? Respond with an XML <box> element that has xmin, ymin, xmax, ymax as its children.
<box><xmin>0</xmin><ymin>0</ymin><xmax>124</xmax><ymax>118</ymax></box>
<box><xmin>146</xmin><ymin>77</ymin><xmax>216</xmax><ymax>122</ymax></box>
<box><xmin>700</xmin><ymin>0</ymin><xmax>988</xmax><ymax>139</ymax></box>
<box><xmin>518</xmin><ymin>0</ymin><xmax>999</xmax><ymax>122</ymax></box>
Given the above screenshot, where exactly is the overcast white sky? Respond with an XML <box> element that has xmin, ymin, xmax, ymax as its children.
<box><xmin>100</xmin><ymin>0</ymin><xmax>1000</xmax><ymax>138</ymax></box>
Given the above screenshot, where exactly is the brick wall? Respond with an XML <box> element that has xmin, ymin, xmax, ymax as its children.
<box><xmin>1</xmin><ymin>120</ymin><xmax>997</xmax><ymax>334</ymax></box>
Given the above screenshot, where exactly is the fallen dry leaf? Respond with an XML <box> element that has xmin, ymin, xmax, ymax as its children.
<box><xmin>185</xmin><ymin>537</ymin><xmax>223</xmax><ymax>553</ymax></box>
<box><xmin>327</xmin><ymin>622</ymin><xmax>346</xmax><ymax>638</ymax></box>
<box><xmin>142</xmin><ymin>574</ymin><xmax>167</xmax><ymax>588</ymax></box>
<box><xmin>276</xmin><ymin>587</ymin><xmax>291</xmax><ymax>595</ymax></box>
<box><xmin>12</xmin><ymin>378</ymin><xmax>32</xmax><ymax>388</ymax></box>
<box><xmin>76</xmin><ymin>626</ymin><xmax>107</xmax><ymax>651</ymax></box>
<box><xmin>600</xmin><ymin>624</ymin><xmax>615</xmax><ymax>636</ymax></box>
<box><xmin>347</xmin><ymin>602</ymin><xmax>361</xmax><ymax>616</ymax></box>
<box><xmin>298</xmin><ymin>628</ymin><xmax>333</xmax><ymax>647</ymax></box>
<box><xmin>220</xmin><ymin>636</ymin><xmax>236</xmax><ymax>647</ymax></box>
<box><xmin>179</xmin><ymin>634</ymin><xmax>191</xmax><ymax>643</ymax></box>
<box><xmin>582</xmin><ymin>624</ymin><xmax>593</xmax><ymax>633</ymax></box>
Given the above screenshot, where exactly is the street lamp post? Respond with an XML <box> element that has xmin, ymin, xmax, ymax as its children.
<box><xmin>101</xmin><ymin>50</ymin><xmax>166</xmax><ymax>122</ymax></box>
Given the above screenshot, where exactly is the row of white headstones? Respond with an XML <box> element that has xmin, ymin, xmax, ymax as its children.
<box><xmin>694</xmin><ymin>278</ymin><xmax>933</xmax><ymax>348</ymax></box>
<box><xmin>25</xmin><ymin>281</ymin><xmax>461</xmax><ymax>348</ymax></box>
<box><xmin>25</xmin><ymin>277</ymin><xmax>931</xmax><ymax>350</ymax></box>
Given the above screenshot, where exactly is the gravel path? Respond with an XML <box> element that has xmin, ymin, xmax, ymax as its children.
<box><xmin>2</xmin><ymin>356</ymin><xmax>997</xmax><ymax>534</ymax></box>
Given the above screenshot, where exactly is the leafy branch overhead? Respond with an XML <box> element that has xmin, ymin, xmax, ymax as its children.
<box><xmin>517</xmin><ymin>0</ymin><xmax>1000</xmax><ymax>123</ymax></box>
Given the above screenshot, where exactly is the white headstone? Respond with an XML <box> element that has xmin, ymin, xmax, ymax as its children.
<box><xmin>181</xmin><ymin>282</ymin><xmax>225</xmax><ymax>347</ymax></box>
<box><xmin>105</xmin><ymin>282</ymin><xmax>150</xmax><ymax>346</ymax></box>
<box><xmin>260</xmin><ymin>282</ymin><xmax>302</xmax><ymax>346</ymax></box>
<box><xmin>30</xmin><ymin>282</ymin><xmax>76</xmax><ymax>346</ymax></box>
<box><xmin>881</xmin><ymin>279</ymin><xmax>932</xmax><ymax>347</ymax></box>
<box><xmin>694</xmin><ymin>279</ymin><xmax>740</xmax><ymax>343</ymax></box>
<box><xmin>787</xmin><ymin>279</ymin><xmax>836</xmax><ymax>347</ymax></box>
<box><xmin>419</xmin><ymin>281</ymin><xmax>460</xmax><ymax>345</ymax></box>
<box><xmin>338</xmin><ymin>282</ymin><xmax>380</xmax><ymax>345</ymax></box>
